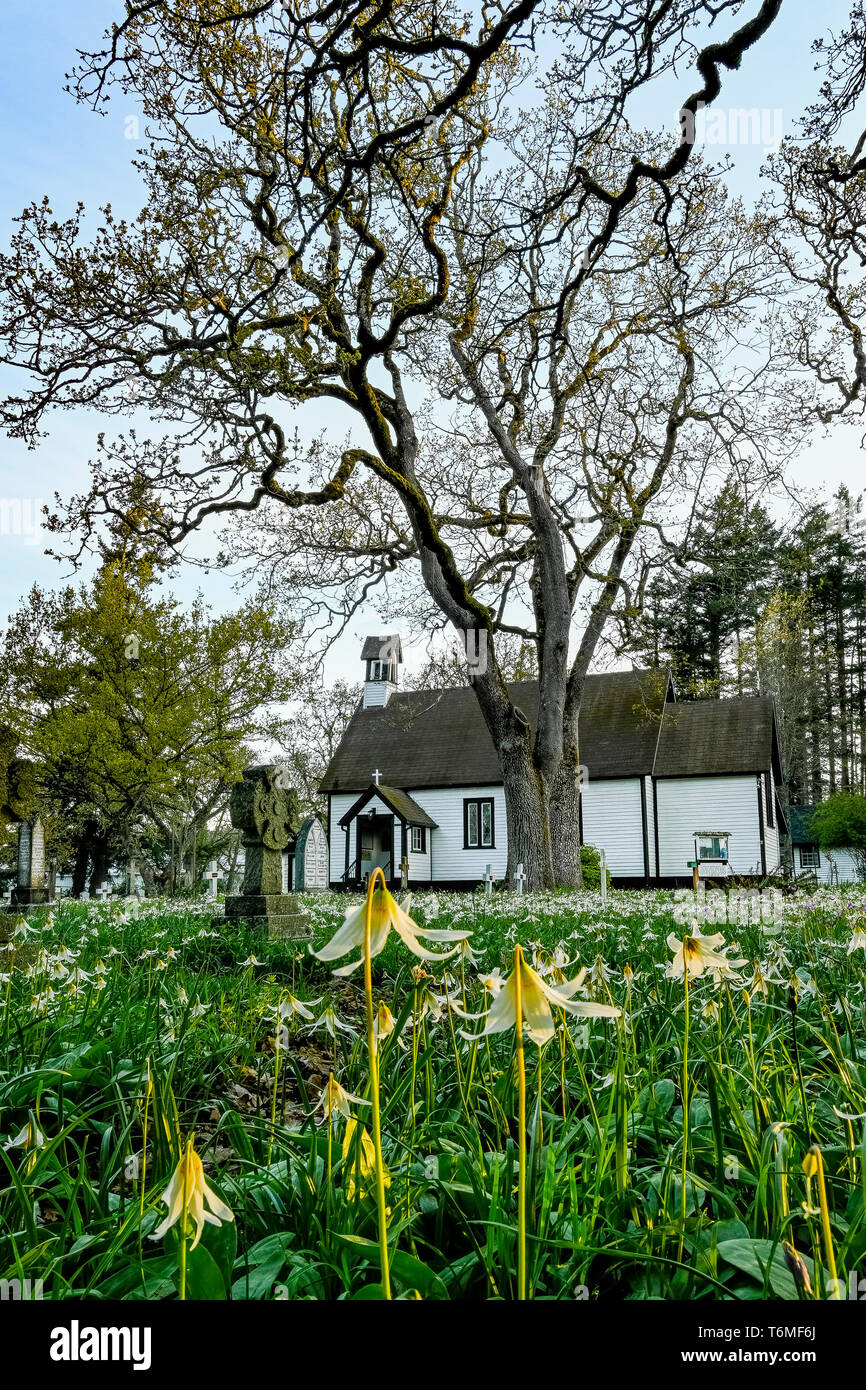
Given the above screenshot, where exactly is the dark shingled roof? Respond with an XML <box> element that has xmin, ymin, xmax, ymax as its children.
<box><xmin>361</xmin><ymin>635</ymin><xmax>403</xmax><ymax>662</ymax></box>
<box><xmin>788</xmin><ymin>805</ymin><xmax>816</xmax><ymax>844</ymax></box>
<box><xmin>654</xmin><ymin>696</ymin><xmax>782</xmax><ymax>780</ymax></box>
<box><xmin>320</xmin><ymin>669</ymin><xmax>673</xmax><ymax>792</ymax></box>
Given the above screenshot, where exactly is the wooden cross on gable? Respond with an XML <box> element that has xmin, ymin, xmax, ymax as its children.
<box><xmin>207</xmin><ymin>861</ymin><xmax>220</xmax><ymax>897</ymax></box>
<box><xmin>372</xmin><ymin>768</ymin><xmax>382</xmax><ymax>786</ymax></box>
<box><xmin>513</xmin><ymin>862</ymin><xmax>526</xmax><ymax>895</ymax></box>
<box><xmin>483</xmin><ymin>863</ymin><xmax>495</xmax><ymax>895</ymax></box>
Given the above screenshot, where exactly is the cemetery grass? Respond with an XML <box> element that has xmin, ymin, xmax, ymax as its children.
<box><xmin>2</xmin><ymin>887</ymin><xmax>866</xmax><ymax>1301</ymax></box>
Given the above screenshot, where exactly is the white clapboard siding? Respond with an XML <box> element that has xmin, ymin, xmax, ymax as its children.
<box><xmin>404</xmin><ymin>786</ymin><xmax>507</xmax><ymax>883</ymax></box>
<box><xmin>814</xmin><ymin>848</ymin><xmax>861</xmax><ymax>885</ymax></box>
<box><xmin>407</xmin><ymin>838</ymin><xmax>431</xmax><ymax>881</ymax></box>
<box><xmin>329</xmin><ymin>793</ymin><xmax>362</xmax><ymax>881</ymax></box>
<box><xmin>655</xmin><ymin>775</ymin><xmax>763</xmax><ymax>877</ymax></box>
<box><xmin>580</xmin><ymin>778</ymin><xmax>646</xmax><ymax>877</ymax></box>
<box><xmin>761</xmin><ymin>771</ymin><xmax>781</xmax><ymax>870</ymax></box>
<box><xmin>362</xmin><ymin>680</ymin><xmax>394</xmax><ymax>708</ymax></box>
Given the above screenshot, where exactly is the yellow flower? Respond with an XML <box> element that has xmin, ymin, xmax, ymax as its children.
<box><xmin>461</xmin><ymin>945</ymin><xmax>620</xmax><ymax>1046</ymax></box>
<box><xmin>665</xmin><ymin>927</ymin><xmax>730</xmax><ymax>980</ymax></box>
<box><xmin>374</xmin><ymin>1001</ymin><xmax>397</xmax><ymax>1041</ymax></box>
<box><xmin>153</xmin><ymin>1139</ymin><xmax>234</xmax><ymax>1249</ymax></box>
<box><xmin>317</xmin><ymin>1073</ymin><xmax>369</xmax><ymax>1125</ymax></box>
<box><xmin>342</xmin><ymin>1117</ymin><xmax>390</xmax><ymax>1203</ymax></box>
<box><xmin>313</xmin><ymin>886</ymin><xmax>471</xmax><ymax>976</ymax></box>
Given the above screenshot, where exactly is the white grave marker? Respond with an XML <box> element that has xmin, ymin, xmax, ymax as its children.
<box><xmin>207</xmin><ymin>861</ymin><xmax>221</xmax><ymax>897</ymax></box>
<box><xmin>483</xmin><ymin>863</ymin><xmax>495</xmax><ymax>895</ymax></box>
<box><xmin>513</xmin><ymin>862</ymin><xmax>526</xmax><ymax>895</ymax></box>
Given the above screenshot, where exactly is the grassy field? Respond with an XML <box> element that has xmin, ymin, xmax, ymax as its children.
<box><xmin>1</xmin><ymin>884</ymin><xmax>865</xmax><ymax>1301</ymax></box>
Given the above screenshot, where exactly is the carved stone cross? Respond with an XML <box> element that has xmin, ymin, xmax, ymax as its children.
<box><xmin>217</xmin><ymin>765</ymin><xmax>310</xmax><ymax>939</ymax></box>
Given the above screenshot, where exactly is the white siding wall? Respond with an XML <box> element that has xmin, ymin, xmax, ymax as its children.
<box><xmin>407</xmin><ymin>832</ymin><xmax>432</xmax><ymax>881</ymax></box>
<box><xmin>362</xmin><ymin>681</ymin><xmax>395</xmax><ymax>709</ymax></box>
<box><xmin>760</xmin><ymin>771</ymin><xmax>781</xmax><ymax>870</ymax></box>
<box><xmin>331</xmin><ymin>772</ymin><xmax>785</xmax><ymax>886</ymax></box>
<box><xmin>655</xmin><ymin>776</ymin><xmax>763</xmax><ymax>877</ymax></box>
<box><xmin>329</xmin><ymin>793</ymin><xmax>357</xmax><ymax>881</ymax></box>
<box><xmin>581</xmin><ymin>778</ymin><xmax>646</xmax><ymax>878</ymax></box>
<box><xmin>407</xmin><ymin>785</ymin><xmax>507</xmax><ymax>883</ymax></box>
<box><xmin>806</xmin><ymin>847</ymin><xmax>862</xmax><ymax>885</ymax></box>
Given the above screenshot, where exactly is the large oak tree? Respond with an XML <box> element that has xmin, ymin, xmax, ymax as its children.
<box><xmin>0</xmin><ymin>0</ymin><xmax>788</xmax><ymax>886</ymax></box>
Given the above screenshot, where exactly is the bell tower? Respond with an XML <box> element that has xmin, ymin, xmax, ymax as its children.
<box><xmin>361</xmin><ymin>635</ymin><xmax>402</xmax><ymax>709</ymax></box>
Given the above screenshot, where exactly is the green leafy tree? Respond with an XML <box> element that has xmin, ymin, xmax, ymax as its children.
<box><xmin>0</xmin><ymin>556</ymin><xmax>298</xmax><ymax>894</ymax></box>
<box><xmin>809</xmin><ymin>792</ymin><xmax>866</xmax><ymax>880</ymax></box>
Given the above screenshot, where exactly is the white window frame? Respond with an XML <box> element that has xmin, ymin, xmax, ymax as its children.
<box><xmin>697</xmin><ymin>833</ymin><xmax>729</xmax><ymax>861</ymax></box>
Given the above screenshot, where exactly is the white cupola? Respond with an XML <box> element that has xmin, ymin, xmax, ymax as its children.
<box><xmin>361</xmin><ymin>634</ymin><xmax>402</xmax><ymax>709</ymax></box>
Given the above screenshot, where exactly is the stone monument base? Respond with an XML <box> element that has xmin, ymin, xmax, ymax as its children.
<box><xmin>215</xmin><ymin>892</ymin><xmax>310</xmax><ymax>940</ymax></box>
<box><xmin>11</xmin><ymin>887</ymin><xmax>50</xmax><ymax>908</ymax></box>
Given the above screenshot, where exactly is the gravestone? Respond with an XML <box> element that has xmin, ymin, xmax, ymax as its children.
<box><xmin>215</xmin><ymin>765</ymin><xmax>310</xmax><ymax>939</ymax></box>
<box><xmin>293</xmin><ymin>816</ymin><xmax>328</xmax><ymax>892</ymax></box>
<box><xmin>483</xmin><ymin>863</ymin><xmax>495</xmax><ymax>894</ymax></box>
<box><xmin>206</xmin><ymin>861</ymin><xmax>220</xmax><ymax>898</ymax></box>
<box><xmin>400</xmin><ymin>854</ymin><xmax>410</xmax><ymax>891</ymax></box>
<box><xmin>513</xmin><ymin>862</ymin><xmax>526</xmax><ymax>895</ymax></box>
<box><xmin>13</xmin><ymin>816</ymin><xmax>49</xmax><ymax>907</ymax></box>
<box><xmin>0</xmin><ymin>753</ymin><xmax>50</xmax><ymax>910</ymax></box>
<box><xmin>127</xmin><ymin>858</ymin><xmax>143</xmax><ymax>897</ymax></box>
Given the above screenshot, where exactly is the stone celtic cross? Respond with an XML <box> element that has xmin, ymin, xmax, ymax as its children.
<box><xmin>217</xmin><ymin>765</ymin><xmax>310</xmax><ymax>940</ymax></box>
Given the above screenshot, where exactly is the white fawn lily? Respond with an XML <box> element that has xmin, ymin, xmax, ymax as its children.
<box><xmin>312</xmin><ymin>886</ymin><xmax>471</xmax><ymax>976</ymax></box>
<box><xmin>461</xmin><ymin>945</ymin><xmax>620</xmax><ymax>1046</ymax></box>
<box><xmin>665</xmin><ymin>927</ymin><xmax>731</xmax><ymax>980</ymax></box>
<box><xmin>153</xmin><ymin>1138</ymin><xmax>233</xmax><ymax>1250</ymax></box>
<box><xmin>316</xmin><ymin>1073</ymin><xmax>370</xmax><ymax>1125</ymax></box>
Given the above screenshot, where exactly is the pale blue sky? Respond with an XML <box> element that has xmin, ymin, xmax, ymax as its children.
<box><xmin>0</xmin><ymin>2</ymin><xmax>862</xmax><ymax>682</ymax></box>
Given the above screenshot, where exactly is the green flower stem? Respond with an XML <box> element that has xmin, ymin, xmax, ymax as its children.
<box><xmin>363</xmin><ymin>869</ymin><xmax>392</xmax><ymax>1300</ymax></box>
<box><xmin>514</xmin><ymin>944</ymin><xmax>527</xmax><ymax>1301</ymax></box>
<box><xmin>678</xmin><ymin>970</ymin><xmax>690</xmax><ymax>1263</ymax></box>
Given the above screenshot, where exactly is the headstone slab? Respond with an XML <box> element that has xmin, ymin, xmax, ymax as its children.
<box><xmin>294</xmin><ymin>816</ymin><xmax>328</xmax><ymax>892</ymax></box>
<box><xmin>12</xmin><ymin>816</ymin><xmax>50</xmax><ymax>908</ymax></box>
<box><xmin>214</xmin><ymin>765</ymin><xmax>310</xmax><ymax>940</ymax></box>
